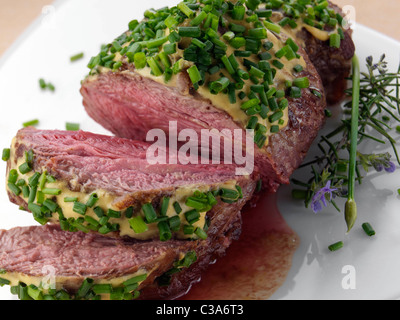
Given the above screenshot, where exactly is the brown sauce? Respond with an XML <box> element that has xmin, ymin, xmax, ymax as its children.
<box><xmin>181</xmin><ymin>192</ymin><xmax>299</xmax><ymax>300</ymax></box>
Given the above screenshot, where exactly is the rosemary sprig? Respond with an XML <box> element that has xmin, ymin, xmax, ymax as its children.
<box><xmin>292</xmin><ymin>54</ymin><xmax>400</xmax><ymax>231</ymax></box>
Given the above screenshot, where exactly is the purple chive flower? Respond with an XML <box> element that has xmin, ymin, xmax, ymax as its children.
<box><xmin>311</xmin><ymin>181</ymin><xmax>337</xmax><ymax>214</ymax></box>
<box><xmin>384</xmin><ymin>161</ymin><xmax>396</xmax><ymax>173</ymax></box>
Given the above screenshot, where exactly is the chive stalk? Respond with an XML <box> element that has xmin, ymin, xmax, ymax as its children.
<box><xmin>345</xmin><ymin>55</ymin><xmax>360</xmax><ymax>233</ymax></box>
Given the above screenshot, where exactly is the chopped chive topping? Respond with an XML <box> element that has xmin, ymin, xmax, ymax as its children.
<box><xmin>187</xmin><ymin>65</ymin><xmax>202</xmax><ymax>84</ymax></box>
<box><xmin>178</xmin><ymin>26</ymin><xmax>201</xmax><ymax>38</ymax></box>
<box><xmin>41</xmin><ymin>188</ymin><xmax>61</xmax><ymax>195</ymax></box>
<box><xmin>183</xmin><ymin>224</ymin><xmax>195</xmax><ymax>234</ymax></box>
<box><xmin>107</xmin><ymin>209</ymin><xmax>121</xmax><ymax>218</ymax></box>
<box><xmin>22</xmin><ymin>185</ymin><xmax>30</xmax><ymax>198</ymax></box>
<box><xmin>168</xmin><ymin>216</ymin><xmax>181</xmax><ymax>232</ymax></box>
<box><xmin>93</xmin><ymin>206</ymin><xmax>105</xmax><ymax>218</ymax></box>
<box><xmin>84</xmin><ymin>215</ymin><xmax>100</xmax><ymax>228</ymax></box>
<box><xmin>38</xmin><ymin>79</ymin><xmax>55</xmax><ymax>92</ymax></box>
<box><xmin>86</xmin><ymin>193</ymin><xmax>99</xmax><ymax>207</ymax></box>
<box><xmin>43</xmin><ymin>199</ymin><xmax>58</xmax><ymax>212</ymax></box>
<box><xmin>133</xmin><ymin>52</ymin><xmax>146</xmax><ymax>69</ymax></box>
<box><xmin>293</xmin><ymin>64</ymin><xmax>303</xmax><ymax>73</ymax></box>
<box><xmin>210</xmin><ymin>77</ymin><xmax>230</xmax><ymax>94</ymax></box>
<box><xmin>36</xmin><ymin>191</ymin><xmax>44</xmax><ymax>204</ymax></box>
<box><xmin>18</xmin><ymin>162</ymin><xmax>32</xmax><ymax>175</ymax></box>
<box><xmin>163</xmin><ymin>43</ymin><xmax>176</xmax><ymax>55</ymax></box>
<box><xmin>8</xmin><ymin>182</ymin><xmax>21</xmax><ymax>196</ymax></box>
<box><xmin>158</xmin><ymin>221</ymin><xmax>172</xmax><ymax>241</ymax></box>
<box><xmin>230</xmin><ymin>37</ymin><xmax>246</xmax><ymax>49</ymax></box>
<box><xmin>28</xmin><ymin>186</ymin><xmax>37</xmax><ymax>204</ymax></box>
<box><xmin>173</xmin><ymin>201</ymin><xmax>182</xmax><ymax>214</ymax></box>
<box><xmin>2</xmin><ymin>148</ymin><xmax>10</xmax><ymax>161</ymax></box>
<box><xmin>125</xmin><ymin>206</ymin><xmax>134</xmax><ymax>218</ymax></box>
<box><xmin>25</xmin><ymin>150</ymin><xmax>34</xmax><ymax>165</ymax></box>
<box><xmin>293</xmin><ymin>77</ymin><xmax>310</xmax><ymax>88</ymax></box>
<box><xmin>289</xmin><ymin>86</ymin><xmax>302</xmax><ymax>98</ymax></box>
<box><xmin>92</xmin><ymin>284</ymin><xmax>113</xmax><ymax>295</ymax></box>
<box><xmin>129</xmin><ymin>216</ymin><xmax>149</xmax><ymax>234</ymax></box>
<box><xmin>177</xmin><ymin>1</ymin><xmax>195</xmax><ymax>18</ymax></box>
<box><xmin>362</xmin><ymin>223</ymin><xmax>375</xmax><ymax>237</ymax></box>
<box><xmin>123</xmin><ymin>274</ymin><xmax>147</xmax><ymax>287</ymax></box>
<box><xmin>328</xmin><ymin>241</ymin><xmax>343</xmax><ymax>252</ymax></box>
<box><xmin>185</xmin><ymin>209</ymin><xmax>200</xmax><ymax>225</ymax></box>
<box><xmin>8</xmin><ymin>169</ymin><xmax>18</xmax><ymax>184</ymax></box>
<box><xmin>194</xmin><ymin>227</ymin><xmax>207</xmax><ymax>240</ymax></box>
<box><xmin>147</xmin><ymin>36</ymin><xmax>168</xmax><ymax>49</ymax></box>
<box><xmin>73</xmin><ymin>202</ymin><xmax>87</xmax><ymax>215</ymax></box>
<box><xmin>269</xmin><ymin>111</ymin><xmax>284</xmax><ymax>123</ymax></box>
<box><xmin>330</xmin><ymin>33</ymin><xmax>341</xmax><ymax>48</ymax></box>
<box><xmin>248</xmin><ymin>28</ymin><xmax>267</xmax><ymax>39</ymax></box>
<box><xmin>66</xmin><ymin>122</ymin><xmax>80</xmax><ymax>131</ymax></box>
<box><xmin>39</xmin><ymin>78</ymin><xmax>46</xmax><ymax>89</ymax></box>
<box><xmin>22</xmin><ymin>119</ymin><xmax>39</xmax><ymax>128</ymax></box>
<box><xmin>190</xmin><ymin>10</ymin><xmax>207</xmax><ymax>26</ymax></box>
<box><xmin>142</xmin><ymin>203</ymin><xmax>158</xmax><ymax>223</ymax></box>
<box><xmin>0</xmin><ymin>278</ymin><xmax>10</xmax><ymax>286</ymax></box>
<box><xmin>64</xmin><ymin>197</ymin><xmax>78</xmax><ymax>203</ymax></box>
<box><xmin>264</xmin><ymin>21</ymin><xmax>281</xmax><ymax>33</ymax></box>
<box><xmin>160</xmin><ymin>197</ymin><xmax>170</xmax><ymax>216</ymax></box>
<box><xmin>70</xmin><ymin>52</ymin><xmax>84</xmax><ymax>62</ymax></box>
<box><xmin>147</xmin><ymin>57</ymin><xmax>163</xmax><ymax>76</ymax></box>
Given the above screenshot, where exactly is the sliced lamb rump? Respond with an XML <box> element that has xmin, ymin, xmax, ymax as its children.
<box><xmin>80</xmin><ymin>1</ymin><xmax>355</xmax><ymax>191</ymax></box>
<box><xmin>0</xmin><ymin>192</ymin><xmax>243</xmax><ymax>300</ymax></box>
<box><xmin>81</xmin><ymin>22</ymin><xmax>326</xmax><ymax>193</ymax></box>
<box><xmin>81</xmin><ymin>61</ymin><xmax>325</xmax><ymax>192</ymax></box>
<box><xmin>6</xmin><ymin>127</ymin><xmax>257</xmax><ymax>242</ymax></box>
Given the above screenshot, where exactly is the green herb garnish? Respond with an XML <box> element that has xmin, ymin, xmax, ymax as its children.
<box><xmin>22</xmin><ymin>119</ymin><xmax>39</xmax><ymax>128</ymax></box>
<box><xmin>70</xmin><ymin>52</ymin><xmax>84</xmax><ymax>62</ymax></box>
<box><xmin>328</xmin><ymin>241</ymin><xmax>344</xmax><ymax>252</ymax></box>
<box><xmin>292</xmin><ymin>54</ymin><xmax>400</xmax><ymax>232</ymax></box>
<box><xmin>2</xmin><ymin>148</ymin><xmax>10</xmax><ymax>161</ymax></box>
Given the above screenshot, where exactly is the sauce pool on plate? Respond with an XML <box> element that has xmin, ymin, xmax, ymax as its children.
<box><xmin>181</xmin><ymin>192</ymin><xmax>299</xmax><ymax>300</ymax></box>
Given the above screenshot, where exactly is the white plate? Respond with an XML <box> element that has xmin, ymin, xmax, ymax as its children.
<box><xmin>0</xmin><ymin>0</ymin><xmax>399</xmax><ymax>300</ymax></box>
